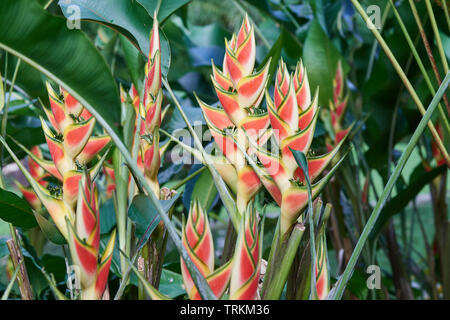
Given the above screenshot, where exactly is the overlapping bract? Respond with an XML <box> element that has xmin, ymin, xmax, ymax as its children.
<box><xmin>67</xmin><ymin>173</ymin><xmax>116</xmax><ymax>300</ymax></box>
<box><xmin>315</xmin><ymin>230</ymin><xmax>330</xmax><ymax>300</ymax></box>
<box><xmin>180</xmin><ymin>200</ymin><xmax>232</xmax><ymax>300</ymax></box>
<box><xmin>326</xmin><ymin>60</ymin><xmax>351</xmax><ymax>151</ymax></box>
<box><xmin>12</xmin><ymin>87</ymin><xmax>115</xmax><ymax>299</ymax></box>
<box><xmin>116</xmin><ymin>16</ymin><xmax>164</xmax><ymax>199</ymax></box>
<box><xmin>197</xmin><ymin>15</ymin><xmax>271</xmax><ymax>214</ymax></box>
<box><xmin>140</xmin><ymin>16</ymin><xmax>163</xmax><ymax>197</ymax></box>
<box><xmin>229</xmin><ymin>205</ymin><xmax>262</xmax><ymax>300</ymax></box>
<box><xmin>16</xmin><ymin>84</ymin><xmax>110</xmax><ymax>238</ymax></box>
<box><xmin>250</xmin><ymin>61</ymin><xmax>348</xmax><ymax>234</ymax></box>
<box><xmin>180</xmin><ymin>200</ymin><xmax>261</xmax><ymax>300</ymax></box>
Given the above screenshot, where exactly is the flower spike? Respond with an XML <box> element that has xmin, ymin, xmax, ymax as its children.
<box><xmin>251</xmin><ymin>60</ymin><xmax>350</xmax><ymax>234</ymax></box>
<box><xmin>229</xmin><ymin>203</ymin><xmax>262</xmax><ymax>300</ymax></box>
<box><xmin>198</xmin><ymin>17</ymin><xmax>271</xmax><ymax>215</ymax></box>
<box><xmin>181</xmin><ymin>200</ymin><xmax>233</xmax><ymax>300</ymax></box>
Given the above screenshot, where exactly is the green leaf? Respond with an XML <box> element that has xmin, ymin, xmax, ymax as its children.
<box><xmin>289</xmin><ymin>147</ymin><xmax>317</xmax><ymax>299</ymax></box>
<box><xmin>289</xmin><ymin>148</ymin><xmax>311</xmax><ymax>188</ymax></box>
<box><xmin>137</xmin><ymin>0</ymin><xmax>191</xmax><ymax>22</ymax></box>
<box><xmin>120</xmin><ymin>35</ymin><xmax>145</xmax><ymax>94</ymax></box>
<box><xmin>1</xmin><ymin>265</ymin><xmax>20</xmax><ymax>300</ymax></box>
<box><xmin>99</xmin><ymin>198</ymin><xmax>117</xmax><ymax>235</ymax></box>
<box><xmin>346</xmin><ymin>268</ymin><xmax>369</xmax><ymax>299</ymax></box>
<box><xmin>191</xmin><ymin>169</ymin><xmax>217</xmax><ymax>211</ymax></box>
<box><xmin>159</xmin><ymin>269</ymin><xmax>185</xmax><ymax>298</ymax></box>
<box><xmin>58</xmin><ymin>0</ymin><xmax>171</xmax><ymax>76</ymax></box>
<box><xmin>0</xmin><ymin>0</ymin><xmax>121</xmax><ymax>135</ymax></box>
<box><xmin>370</xmin><ymin>164</ymin><xmax>447</xmax><ymax>240</ymax></box>
<box><xmin>0</xmin><ymin>188</ymin><xmax>37</xmax><ymax>229</ymax></box>
<box><xmin>128</xmin><ymin>193</ymin><xmax>180</xmax><ymax>244</ymax></box>
<box><xmin>303</xmin><ymin>20</ymin><xmax>347</xmax><ymax>106</ymax></box>
<box><xmin>34</xmin><ymin>212</ymin><xmax>66</xmax><ymax>245</ymax></box>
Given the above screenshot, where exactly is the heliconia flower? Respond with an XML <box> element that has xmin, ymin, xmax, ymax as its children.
<box><xmin>67</xmin><ymin>172</ymin><xmax>116</xmax><ymax>300</ymax></box>
<box><xmin>14</xmin><ymin>83</ymin><xmax>110</xmax><ymax>238</ymax></box>
<box><xmin>326</xmin><ymin>60</ymin><xmax>351</xmax><ymax>151</ymax></box>
<box><xmin>197</xmin><ymin>15</ymin><xmax>271</xmax><ymax>214</ymax></box>
<box><xmin>249</xmin><ymin>60</ymin><xmax>349</xmax><ymax>234</ymax></box>
<box><xmin>134</xmin><ymin>15</ymin><xmax>164</xmax><ymax>198</ymax></box>
<box><xmin>229</xmin><ymin>204</ymin><xmax>262</xmax><ymax>300</ymax></box>
<box><xmin>180</xmin><ymin>200</ymin><xmax>233</xmax><ymax>300</ymax></box>
<box><xmin>315</xmin><ymin>230</ymin><xmax>329</xmax><ymax>300</ymax></box>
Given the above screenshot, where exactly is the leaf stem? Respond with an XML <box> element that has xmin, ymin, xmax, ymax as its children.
<box><xmin>425</xmin><ymin>0</ymin><xmax>449</xmax><ymax>74</ymax></box>
<box><xmin>0</xmin><ymin>58</ymin><xmax>20</xmax><ymax>186</ymax></box>
<box><xmin>408</xmin><ymin>0</ymin><xmax>450</xmax><ymax>114</ymax></box>
<box><xmin>388</xmin><ymin>0</ymin><xmax>450</xmax><ymax>134</ymax></box>
<box><xmin>351</xmin><ymin>0</ymin><xmax>449</xmax><ymax>165</ymax></box>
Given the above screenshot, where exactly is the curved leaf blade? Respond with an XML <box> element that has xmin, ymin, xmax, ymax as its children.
<box><xmin>0</xmin><ymin>188</ymin><xmax>37</xmax><ymax>229</ymax></box>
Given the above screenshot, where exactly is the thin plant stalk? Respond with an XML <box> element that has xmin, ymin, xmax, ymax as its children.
<box><xmin>1</xmin><ymin>265</ymin><xmax>20</xmax><ymax>300</ymax></box>
<box><xmin>172</xmin><ymin>166</ymin><xmax>206</xmax><ymax>191</ymax></box>
<box><xmin>330</xmin><ymin>71</ymin><xmax>450</xmax><ymax>300</ymax></box>
<box><xmin>351</xmin><ymin>0</ymin><xmax>449</xmax><ymax>165</ymax></box>
<box><xmin>441</xmin><ymin>0</ymin><xmax>450</xmax><ymax>32</ymax></box>
<box><xmin>408</xmin><ymin>0</ymin><xmax>450</xmax><ymax>114</ymax></box>
<box><xmin>425</xmin><ymin>0</ymin><xmax>449</xmax><ymax>74</ymax></box>
<box><xmin>388</xmin><ymin>0</ymin><xmax>450</xmax><ymax>134</ymax></box>
<box><xmin>263</xmin><ymin>222</ymin><xmax>305</xmax><ymax>299</ymax></box>
<box><xmin>0</xmin><ymin>58</ymin><xmax>20</xmax><ymax>183</ymax></box>
<box><xmin>365</xmin><ymin>1</ymin><xmax>391</xmax><ymax>81</ymax></box>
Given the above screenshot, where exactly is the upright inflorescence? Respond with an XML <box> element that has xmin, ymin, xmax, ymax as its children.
<box><xmin>197</xmin><ymin>15</ymin><xmax>271</xmax><ymax>214</ymax></box>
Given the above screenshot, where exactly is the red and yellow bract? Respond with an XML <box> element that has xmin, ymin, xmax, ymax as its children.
<box><xmin>197</xmin><ymin>15</ymin><xmax>271</xmax><ymax>214</ymax></box>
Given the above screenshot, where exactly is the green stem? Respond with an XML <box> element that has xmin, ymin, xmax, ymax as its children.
<box><xmin>113</xmin><ymin>148</ymin><xmax>129</xmax><ymax>279</ymax></box>
<box><xmin>1</xmin><ymin>265</ymin><xmax>20</xmax><ymax>300</ymax></box>
<box><xmin>0</xmin><ymin>58</ymin><xmax>20</xmax><ymax>184</ymax></box>
<box><xmin>306</xmin><ymin>183</ymin><xmax>317</xmax><ymax>299</ymax></box>
<box><xmin>261</xmin><ymin>220</ymin><xmax>281</xmax><ymax>297</ymax></box>
<box><xmin>388</xmin><ymin>0</ymin><xmax>450</xmax><ymax>134</ymax></box>
<box><xmin>43</xmin><ymin>0</ymin><xmax>53</xmax><ymax>10</ymax></box>
<box><xmin>172</xmin><ymin>166</ymin><xmax>206</xmax><ymax>191</ymax></box>
<box><xmin>408</xmin><ymin>0</ymin><xmax>450</xmax><ymax>115</ymax></box>
<box><xmin>425</xmin><ymin>0</ymin><xmax>449</xmax><ymax>74</ymax></box>
<box><xmin>351</xmin><ymin>0</ymin><xmax>449</xmax><ymax>165</ymax></box>
<box><xmin>365</xmin><ymin>1</ymin><xmax>391</xmax><ymax>81</ymax></box>
<box><xmin>263</xmin><ymin>222</ymin><xmax>305</xmax><ymax>299</ymax></box>
<box><xmin>442</xmin><ymin>0</ymin><xmax>450</xmax><ymax>32</ymax></box>
<box><xmin>330</xmin><ymin>71</ymin><xmax>450</xmax><ymax>300</ymax></box>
